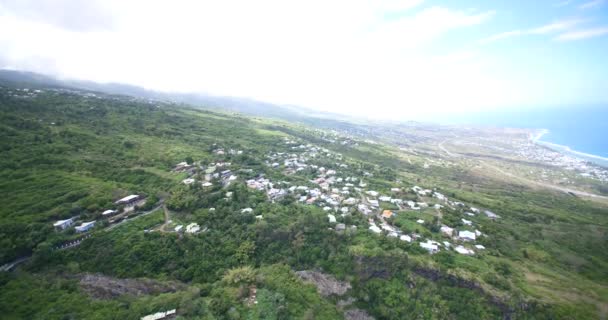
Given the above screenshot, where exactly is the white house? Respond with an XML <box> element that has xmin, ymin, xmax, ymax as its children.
<box><xmin>241</xmin><ymin>208</ymin><xmax>253</xmax><ymax>213</ymax></box>
<box><xmin>186</xmin><ymin>223</ymin><xmax>200</xmax><ymax>233</ymax></box>
<box><xmin>455</xmin><ymin>245</ymin><xmax>474</xmax><ymax>255</ymax></box>
<box><xmin>75</xmin><ymin>221</ymin><xmax>96</xmax><ymax>233</ymax></box>
<box><xmin>174</xmin><ymin>225</ymin><xmax>183</xmax><ymax>232</ymax></box>
<box><xmin>102</xmin><ymin>209</ymin><xmax>117</xmax><ymax>216</ymax></box>
<box><xmin>327</xmin><ymin>214</ymin><xmax>337</xmax><ymax>223</ymax></box>
<box><xmin>420</xmin><ymin>241</ymin><xmax>439</xmax><ymax>254</ymax></box>
<box><xmin>115</xmin><ymin>194</ymin><xmax>140</xmax><ymax>205</ymax></box>
<box><xmin>458</xmin><ymin>230</ymin><xmax>476</xmax><ymax>241</ymax></box>
<box><xmin>440</xmin><ymin>226</ymin><xmax>454</xmax><ymax>236</ymax></box>
<box><xmin>53</xmin><ymin>218</ymin><xmax>74</xmax><ymax>230</ymax></box>
<box><xmin>182</xmin><ymin>178</ymin><xmax>195</xmax><ymax>185</ymax></box>
<box><xmin>416</xmin><ymin>219</ymin><xmax>425</xmax><ymax>224</ymax></box>
<box><xmin>475</xmin><ymin>244</ymin><xmax>486</xmax><ymax>250</ymax></box>
<box><xmin>461</xmin><ymin>218</ymin><xmax>472</xmax><ymax>226</ymax></box>
<box><xmin>369</xmin><ymin>225</ymin><xmax>382</xmax><ymax>234</ymax></box>
<box><xmin>202</xmin><ymin>182</ymin><xmax>213</xmax><ymax>187</ymax></box>
<box><xmin>400</xmin><ymin>235</ymin><xmax>412</xmax><ymax>242</ymax></box>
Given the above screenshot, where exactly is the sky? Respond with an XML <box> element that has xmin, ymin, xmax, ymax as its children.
<box><xmin>0</xmin><ymin>0</ymin><xmax>607</xmax><ymax>120</ymax></box>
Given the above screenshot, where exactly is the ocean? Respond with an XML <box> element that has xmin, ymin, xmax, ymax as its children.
<box><xmin>431</xmin><ymin>105</ymin><xmax>608</xmax><ymax>166</ymax></box>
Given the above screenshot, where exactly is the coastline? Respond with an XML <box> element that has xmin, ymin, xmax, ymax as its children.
<box><xmin>530</xmin><ymin>128</ymin><xmax>608</xmax><ymax>168</ymax></box>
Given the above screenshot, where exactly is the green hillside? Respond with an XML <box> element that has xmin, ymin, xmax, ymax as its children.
<box><xmin>0</xmin><ymin>86</ymin><xmax>606</xmax><ymax>319</ymax></box>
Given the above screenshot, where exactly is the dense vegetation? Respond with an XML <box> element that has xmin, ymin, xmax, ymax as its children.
<box><xmin>0</xmin><ymin>85</ymin><xmax>606</xmax><ymax>319</ymax></box>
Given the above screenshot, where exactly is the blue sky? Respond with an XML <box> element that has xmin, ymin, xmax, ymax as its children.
<box><xmin>0</xmin><ymin>0</ymin><xmax>606</xmax><ymax>120</ymax></box>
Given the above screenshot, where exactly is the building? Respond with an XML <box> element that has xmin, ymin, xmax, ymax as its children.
<box><xmin>53</xmin><ymin>218</ymin><xmax>74</xmax><ymax>230</ymax></box>
<box><xmin>75</xmin><ymin>221</ymin><xmax>96</xmax><ymax>233</ymax></box>
<box><xmin>327</xmin><ymin>214</ymin><xmax>337</xmax><ymax>223</ymax></box>
<box><xmin>458</xmin><ymin>230</ymin><xmax>476</xmax><ymax>241</ymax></box>
<box><xmin>115</xmin><ymin>194</ymin><xmax>140</xmax><ymax>205</ymax></box>
<box><xmin>400</xmin><ymin>235</ymin><xmax>412</xmax><ymax>242</ymax></box>
<box><xmin>455</xmin><ymin>245</ymin><xmax>474</xmax><ymax>255</ymax></box>
<box><xmin>382</xmin><ymin>210</ymin><xmax>394</xmax><ymax>219</ymax></box>
<box><xmin>440</xmin><ymin>226</ymin><xmax>454</xmax><ymax>237</ymax></box>
<box><xmin>186</xmin><ymin>223</ymin><xmax>200</xmax><ymax>233</ymax></box>
<box><xmin>102</xmin><ymin>209</ymin><xmax>117</xmax><ymax>216</ymax></box>
<box><xmin>182</xmin><ymin>178</ymin><xmax>195</xmax><ymax>185</ymax></box>
<box><xmin>420</xmin><ymin>241</ymin><xmax>439</xmax><ymax>254</ymax></box>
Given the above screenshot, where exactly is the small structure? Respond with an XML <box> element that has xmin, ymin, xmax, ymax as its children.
<box><xmin>186</xmin><ymin>223</ymin><xmax>200</xmax><ymax>233</ymax></box>
<box><xmin>174</xmin><ymin>225</ymin><xmax>183</xmax><ymax>232</ymax></box>
<box><xmin>420</xmin><ymin>240</ymin><xmax>439</xmax><ymax>254</ymax></box>
<box><xmin>182</xmin><ymin>178</ymin><xmax>195</xmax><ymax>185</ymax></box>
<box><xmin>382</xmin><ymin>210</ymin><xmax>394</xmax><ymax>219</ymax></box>
<box><xmin>75</xmin><ymin>221</ymin><xmax>96</xmax><ymax>233</ymax></box>
<box><xmin>440</xmin><ymin>225</ymin><xmax>454</xmax><ymax>237</ymax></box>
<box><xmin>241</xmin><ymin>208</ymin><xmax>253</xmax><ymax>213</ymax></box>
<box><xmin>336</xmin><ymin>223</ymin><xmax>346</xmax><ymax>232</ymax></box>
<box><xmin>202</xmin><ymin>182</ymin><xmax>213</xmax><ymax>188</ymax></box>
<box><xmin>327</xmin><ymin>214</ymin><xmax>337</xmax><ymax>223</ymax></box>
<box><xmin>141</xmin><ymin>309</ymin><xmax>177</xmax><ymax>320</ymax></box>
<box><xmin>416</xmin><ymin>219</ymin><xmax>425</xmax><ymax>224</ymax></box>
<box><xmin>53</xmin><ymin>218</ymin><xmax>74</xmax><ymax>230</ymax></box>
<box><xmin>115</xmin><ymin>194</ymin><xmax>140</xmax><ymax>205</ymax></box>
<box><xmin>102</xmin><ymin>209</ymin><xmax>117</xmax><ymax>216</ymax></box>
<box><xmin>455</xmin><ymin>245</ymin><xmax>474</xmax><ymax>255</ymax></box>
<box><xmin>475</xmin><ymin>244</ymin><xmax>486</xmax><ymax>250</ymax></box>
<box><xmin>400</xmin><ymin>235</ymin><xmax>412</xmax><ymax>242</ymax></box>
<box><xmin>369</xmin><ymin>225</ymin><xmax>382</xmax><ymax>234</ymax></box>
<box><xmin>461</xmin><ymin>218</ymin><xmax>472</xmax><ymax>226</ymax></box>
<box><xmin>458</xmin><ymin>230</ymin><xmax>476</xmax><ymax>241</ymax></box>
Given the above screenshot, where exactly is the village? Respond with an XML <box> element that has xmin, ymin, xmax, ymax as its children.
<box><xmin>50</xmin><ymin>134</ymin><xmax>498</xmax><ymax>260</ymax></box>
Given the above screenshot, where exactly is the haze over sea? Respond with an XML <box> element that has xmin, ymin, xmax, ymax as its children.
<box><xmin>432</xmin><ymin>105</ymin><xmax>608</xmax><ymax>165</ymax></box>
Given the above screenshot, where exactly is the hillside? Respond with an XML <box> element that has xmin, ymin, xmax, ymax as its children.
<box><xmin>0</xmin><ymin>84</ymin><xmax>607</xmax><ymax>319</ymax></box>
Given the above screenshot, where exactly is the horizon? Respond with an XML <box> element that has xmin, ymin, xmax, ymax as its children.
<box><xmin>1</xmin><ymin>0</ymin><xmax>607</xmax><ymax>120</ymax></box>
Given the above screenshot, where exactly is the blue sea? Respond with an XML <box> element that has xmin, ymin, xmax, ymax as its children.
<box><xmin>431</xmin><ymin>105</ymin><xmax>608</xmax><ymax>166</ymax></box>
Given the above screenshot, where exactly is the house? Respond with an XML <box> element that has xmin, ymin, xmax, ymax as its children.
<box><xmin>182</xmin><ymin>178</ymin><xmax>195</xmax><ymax>185</ymax></box>
<box><xmin>186</xmin><ymin>223</ymin><xmax>200</xmax><ymax>233</ymax></box>
<box><xmin>102</xmin><ymin>209</ymin><xmax>117</xmax><ymax>216</ymax></box>
<box><xmin>369</xmin><ymin>225</ymin><xmax>382</xmax><ymax>234</ymax></box>
<box><xmin>475</xmin><ymin>244</ymin><xmax>485</xmax><ymax>250</ymax></box>
<box><xmin>174</xmin><ymin>225</ymin><xmax>183</xmax><ymax>232</ymax></box>
<box><xmin>75</xmin><ymin>221</ymin><xmax>96</xmax><ymax>233</ymax></box>
<box><xmin>391</xmin><ymin>188</ymin><xmax>401</xmax><ymax>192</ymax></box>
<box><xmin>241</xmin><ymin>208</ymin><xmax>253</xmax><ymax>213</ymax></box>
<box><xmin>485</xmin><ymin>210</ymin><xmax>500</xmax><ymax>219</ymax></box>
<box><xmin>416</xmin><ymin>219</ymin><xmax>425</xmax><ymax>224</ymax></box>
<box><xmin>455</xmin><ymin>245</ymin><xmax>474</xmax><ymax>255</ymax></box>
<box><xmin>368</xmin><ymin>199</ymin><xmax>379</xmax><ymax>207</ymax></box>
<box><xmin>336</xmin><ymin>223</ymin><xmax>346</xmax><ymax>232</ymax></box>
<box><xmin>440</xmin><ymin>225</ymin><xmax>454</xmax><ymax>236</ymax></box>
<box><xmin>400</xmin><ymin>235</ymin><xmax>412</xmax><ymax>242</ymax></box>
<box><xmin>458</xmin><ymin>230</ymin><xmax>476</xmax><ymax>241</ymax></box>
<box><xmin>115</xmin><ymin>194</ymin><xmax>140</xmax><ymax>205</ymax></box>
<box><xmin>53</xmin><ymin>218</ymin><xmax>74</xmax><ymax>230</ymax></box>
<box><xmin>461</xmin><ymin>218</ymin><xmax>472</xmax><ymax>226</ymax></box>
<box><xmin>378</xmin><ymin>196</ymin><xmax>391</xmax><ymax>202</ymax></box>
<box><xmin>202</xmin><ymin>182</ymin><xmax>213</xmax><ymax>187</ymax></box>
<box><xmin>420</xmin><ymin>241</ymin><xmax>439</xmax><ymax>254</ymax></box>
<box><xmin>382</xmin><ymin>210</ymin><xmax>394</xmax><ymax>219</ymax></box>
<box><xmin>327</xmin><ymin>214</ymin><xmax>337</xmax><ymax>223</ymax></box>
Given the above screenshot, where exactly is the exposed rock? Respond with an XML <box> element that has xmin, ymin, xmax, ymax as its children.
<box><xmin>344</xmin><ymin>309</ymin><xmax>375</xmax><ymax>320</ymax></box>
<box><xmin>79</xmin><ymin>273</ymin><xmax>185</xmax><ymax>299</ymax></box>
<box><xmin>295</xmin><ymin>270</ymin><xmax>351</xmax><ymax>296</ymax></box>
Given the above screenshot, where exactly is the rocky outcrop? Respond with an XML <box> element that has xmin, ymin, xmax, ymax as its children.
<box><xmin>79</xmin><ymin>273</ymin><xmax>185</xmax><ymax>299</ymax></box>
<box><xmin>295</xmin><ymin>270</ymin><xmax>351</xmax><ymax>297</ymax></box>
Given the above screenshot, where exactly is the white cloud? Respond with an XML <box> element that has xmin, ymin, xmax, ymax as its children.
<box><xmin>479</xmin><ymin>30</ymin><xmax>524</xmax><ymax>44</ymax></box>
<box><xmin>0</xmin><ymin>0</ymin><xmax>558</xmax><ymax>118</ymax></box>
<box><xmin>530</xmin><ymin>19</ymin><xmax>584</xmax><ymax>34</ymax></box>
<box><xmin>579</xmin><ymin>0</ymin><xmax>605</xmax><ymax>9</ymax></box>
<box><xmin>556</xmin><ymin>27</ymin><xmax>608</xmax><ymax>40</ymax></box>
